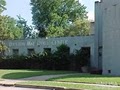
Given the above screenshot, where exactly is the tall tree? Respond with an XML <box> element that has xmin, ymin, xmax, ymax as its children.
<box><xmin>17</xmin><ymin>15</ymin><xmax>33</xmax><ymax>39</ymax></box>
<box><xmin>0</xmin><ymin>0</ymin><xmax>6</xmax><ymax>13</ymax></box>
<box><xmin>30</xmin><ymin>0</ymin><xmax>88</xmax><ymax>37</ymax></box>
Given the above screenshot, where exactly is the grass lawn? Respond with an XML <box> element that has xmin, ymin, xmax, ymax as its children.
<box><xmin>17</xmin><ymin>73</ymin><xmax>120</xmax><ymax>90</ymax></box>
<box><xmin>0</xmin><ymin>69</ymin><xmax>75</xmax><ymax>79</ymax></box>
<box><xmin>1</xmin><ymin>69</ymin><xmax>120</xmax><ymax>90</ymax></box>
<box><xmin>18</xmin><ymin>81</ymin><xmax>120</xmax><ymax>90</ymax></box>
<box><xmin>49</xmin><ymin>74</ymin><xmax>120</xmax><ymax>86</ymax></box>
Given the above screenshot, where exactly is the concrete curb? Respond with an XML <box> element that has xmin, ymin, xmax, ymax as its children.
<box><xmin>0</xmin><ymin>83</ymin><xmax>14</xmax><ymax>86</ymax></box>
<box><xmin>0</xmin><ymin>83</ymin><xmax>82</xmax><ymax>90</ymax></box>
<box><xmin>15</xmin><ymin>84</ymin><xmax>65</xmax><ymax>90</ymax></box>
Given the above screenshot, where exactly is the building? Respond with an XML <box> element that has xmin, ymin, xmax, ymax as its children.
<box><xmin>3</xmin><ymin>36</ymin><xmax>96</xmax><ymax>68</ymax></box>
<box><xmin>95</xmin><ymin>0</ymin><xmax>120</xmax><ymax>75</ymax></box>
<box><xmin>4</xmin><ymin>0</ymin><xmax>120</xmax><ymax>75</ymax></box>
<box><xmin>1</xmin><ymin>0</ymin><xmax>120</xmax><ymax>76</ymax></box>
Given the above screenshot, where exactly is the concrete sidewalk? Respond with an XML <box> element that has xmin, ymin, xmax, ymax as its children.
<box><xmin>21</xmin><ymin>74</ymin><xmax>74</xmax><ymax>81</ymax></box>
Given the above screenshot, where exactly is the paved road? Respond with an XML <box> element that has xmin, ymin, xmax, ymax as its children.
<box><xmin>0</xmin><ymin>86</ymin><xmax>50</xmax><ymax>90</ymax></box>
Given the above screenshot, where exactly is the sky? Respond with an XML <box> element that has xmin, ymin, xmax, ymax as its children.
<box><xmin>2</xmin><ymin>0</ymin><xmax>100</xmax><ymax>25</ymax></box>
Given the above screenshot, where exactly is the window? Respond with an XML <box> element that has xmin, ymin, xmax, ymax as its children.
<box><xmin>98</xmin><ymin>46</ymin><xmax>102</xmax><ymax>57</ymax></box>
<box><xmin>27</xmin><ymin>48</ymin><xmax>35</xmax><ymax>55</ymax></box>
<box><xmin>108</xmin><ymin>70</ymin><xmax>111</xmax><ymax>74</ymax></box>
<box><xmin>13</xmin><ymin>49</ymin><xmax>19</xmax><ymax>55</ymax></box>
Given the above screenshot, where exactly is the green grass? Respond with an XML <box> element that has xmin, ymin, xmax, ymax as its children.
<box><xmin>1</xmin><ymin>69</ymin><xmax>120</xmax><ymax>90</ymax></box>
<box><xmin>49</xmin><ymin>74</ymin><xmax>120</xmax><ymax>86</ymax></box>
<box><xmin>17</xmin><ymin>74</ymin><xmax>120</xmax><ymax>90</ymax></box>
<box><xmin>18</xmin><ymin>81</ymin><xmax>120</xmax><ymax>90</ymax></box>
<box><xmin>0</xmin><ymin>69</ymin><xmax>75</xmax><ymax>79</ymax></box>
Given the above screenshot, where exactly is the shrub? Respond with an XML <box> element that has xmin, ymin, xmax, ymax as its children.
<box><xmin>53</xmin><ymin>44</ymin><xmax>70</xmax><ymax>70</ymax></box>
<box><xmin>74</xmin><ymin>47</ymin><xmax>90</xmax><ymax>71</ymax></box>
<box><xmin>0</xmin><ymin>45</ymin><xmax>90</xmax><ymax>72</ymax></box>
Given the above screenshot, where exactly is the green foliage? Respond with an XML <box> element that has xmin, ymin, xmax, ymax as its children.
<box><xmin>47</xmin><ymin>25</ymin><xmax>65</xmax><ymax>37</ymax></box>
<box><xmin>53</xmin><ymin>44</ymin><xmax>70</xmax><ymax>70</ymax></box>
<box><xmin>30</xmin><ymin>0</ymin><xmax>88</xmax><ymax>37</ymax></box>
<box><xmin>56</xmin><ymin>44</ymin><xmax>70</xmax><ymax>54</ymax></box>
<box><xmin>0</xmin><ymin>0</ymin><xmax>6</xmax><ymax>14</ymax></box>
<box><xmin>0</xmin><ymin>41</ymin><xmax>7</xmax><ymax>52</ymax></box>
<box><xmin>64</xmin><ymin>19</ymin><xmax>91</xmax><ymax>36</ymax></box>
<box><xmin>75</xmin><ymin>47</ymin><xmax>90</xmax><ymax>68</ymax></box>
<box><xmin>17</xmin><ymin>15</ymin><xmax>34</xmax><ymax>39</ymax></box>
<box><xmin>0</xmin><ymin>15</ymin><xmax>23</xmax><ymax>53</ymax></box>
<box><xmin>0</xmin><ymin>15</ymin><xmax>23</xmax><ymax>40</ymax></box>
<box><xmin>0</xmin><ymin>45</ymin><xmax>90</xmax><ymax>71</ymax></box>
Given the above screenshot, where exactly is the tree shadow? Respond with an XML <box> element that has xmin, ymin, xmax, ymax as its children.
<box><xmin>2</xmin><ymin>71</ymin><xmax>43</xmax><ymax>79</ymax></box>
<box><xmin>1</xmin><ymin>70</ymin><xmax>75</xmax><ymax>80</ymax></box>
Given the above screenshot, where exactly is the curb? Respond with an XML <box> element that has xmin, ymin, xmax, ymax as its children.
<box><xmin>15</xmin><ymin>84</ymin><xmax>65</xmax><ymax>90</ymax></box>
<box><xmin>0</xmin><ymin>83</ymin><xmax>82</xmax><ymax>90</ymax></box>
<box><xmin>0</xmin><ymin>83</ymin><xmax>14</xmax><ymax>86</ymax></box>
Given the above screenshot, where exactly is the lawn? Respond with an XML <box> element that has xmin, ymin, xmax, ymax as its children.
<box><xmin>0</xmin><ymin>69</ymin><xmax>75</xmax><ymax>79</ymax></box>
<box><xmin>1</xmin><ymin>69</ymin><xmax>120</xmax><ymax>90</ymax></box>
<box><xmin>18</xmin><ymin>81</ymin><xmax>120</xmax><ymax>90</ymax></box>
<box><xmin>17</xmin><ymin>73</ymin><xmax>120</xmax><ymax>90</ymax></box>
<box><xmin>49</xmin><ymin>74</ymin><xmax>120</xmax><ymax>86</ymax></box>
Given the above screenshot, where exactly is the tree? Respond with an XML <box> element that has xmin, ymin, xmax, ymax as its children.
<box><xmin>17</xmin><ymin>15</ymin><xmax>34</xmax><ymax>39</ymax></box>
<box><xmin>0</xmin><ymin>15</ymin><xmax>23</xmax><ymax>40</ymax></box>
<box><xmin>0</xmin><ymin>0</ymin><xmax>23</xmax><ymax>55</ymax></box>
<box><xmin>0</xmin><ymin>41</ymin><xmax>7</xmax><ymax>55</ymax></box>
<box><xmin>0</xmin><ymin>15</ymin><xmax>23</xmax><ymax>55</ymax></box>
<box><xmin>30</xmin><ymin>0</ymin><xmax>88</xmax><ymax>37</ymax></box>
<box><xmin>0</xmin><ymin>0</ymin><xmax>6</xmax><ymax>14</ymax></box>
<box><xmin>64</xmin><ymin>18</ymin><xmax>90</xmax><ymax>36</ymax></box>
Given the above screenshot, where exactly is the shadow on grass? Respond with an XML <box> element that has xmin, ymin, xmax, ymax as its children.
<box><xmin>2</xmin><ymin>71</ymin><xmax>43</xmax><ymax>79</ymax></box>
<box><xmin>1</xmin><ymin>70</ymin><xmax>75</xmax><ymax>79</ymax></box>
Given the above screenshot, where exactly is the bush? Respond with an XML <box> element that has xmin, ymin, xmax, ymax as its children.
<box><xmin>0</xmin><ymin>45</ymin><xmax>90</xmax><ymax>72</ymax></box>
<box><xmin>53</xmin><ymin>44</ymin><xmax>70</xmax><ymax>70</ymax></box>
<box><xmin>74</xmin><ymin>47</ymin><xmax>90</xmax><ymax>71</ymax></box>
